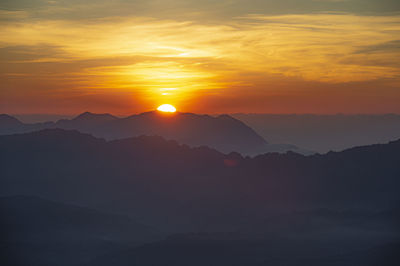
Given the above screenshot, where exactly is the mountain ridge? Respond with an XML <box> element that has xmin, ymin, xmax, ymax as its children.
<box><xmin>1</xmin><ymin>129</ymin><xmax>399</xmax><ymax>265</ymax></box>
<box><xmin>0</xmin><ymin>112</ymin><xmax>311</xmax><ymax>155</ymax></box>
<box><xmin>1</xmin><ymin>129</ymin><xmax>399</xmax><ymax>213</ymax></box>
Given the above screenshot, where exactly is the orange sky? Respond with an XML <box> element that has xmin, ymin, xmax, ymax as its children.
<box><xmin>1</xmin><ymin>1</ymin><xmax>400</xmax><ymax>115</ymax></box>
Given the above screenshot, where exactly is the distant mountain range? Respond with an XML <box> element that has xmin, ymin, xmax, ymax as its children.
<box><xmin>0</xmin><ymin>112</ymin><xmax>311</xmax><ymax>155</ymax></box>
<box><xmin>233</xmin><ymin>113</ymin><xmax>400</xmax><ymax>153</ymax></box>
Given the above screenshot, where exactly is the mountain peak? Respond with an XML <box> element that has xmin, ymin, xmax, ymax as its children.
<box><xmin>0</xmin><ymin>114</ymin><xmax>23</xmax><ymax>126</ymax></box>
<box><xmin>217</xmin><ymin>114</ymin><xmax>235</xmax><ymax>120</ymax></box>
<box><xmin>73</xmin><ymin>112</ymin><xmax>117</xmax><ymax>121</ymax></box>
<box><xmin>118</xmin><ymin>111</ymin><xmax>268</xmax><ymax>154</ymax></box>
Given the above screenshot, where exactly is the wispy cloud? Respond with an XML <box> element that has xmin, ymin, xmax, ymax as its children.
<box><xmin>0</xmin><ymin>2</ymin><xmax>399</xmax><ymax>114</ymax></box>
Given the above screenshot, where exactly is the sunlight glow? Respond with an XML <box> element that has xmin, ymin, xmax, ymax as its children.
<box><xmin>157</xmin><ymin>104</ymin><xmax>177</xmax><ymax>113</ymax></box>
<box><xmin>2</xmin><ymin>11</ymin><xmax>400</xmax><ymax>114</ymax></box>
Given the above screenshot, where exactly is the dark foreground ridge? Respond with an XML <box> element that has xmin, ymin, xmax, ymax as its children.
<box><xmin>0</xmin><ymin>129</ymin><xmax>399</xmax><ymax>266</ymax></box>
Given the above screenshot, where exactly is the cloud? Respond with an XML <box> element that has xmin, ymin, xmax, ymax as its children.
<box><xmin>1</xmin><ymin>0</ymin><xmax>399</xmax><ymax>22</ymax></box>
<box><xmin>0</xmin><ymin>44</ymin><xmax>66</xmax><ymax>61</ymax></box>
<box><xmin>354</xmin><ymin>40</ymin><xmax>400</xmax><ymax>54</ymax></box>
<box><xmin>0</xmin><ymin>4</ymin><xmax>399</xmax><ymax>113</ymax></box>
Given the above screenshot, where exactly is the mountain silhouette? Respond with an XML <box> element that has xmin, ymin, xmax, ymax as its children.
<box><xmin>0</xmin><ymin>195</ymin><xmax>162</xmax><ymax>266</ymax></box>
<box><xmin>1</xmin><ymin>129</ymin><xmax>399</xmax><ymax>265</ymax></box>
<box><xmin>233</xmin><ymin>113</ymin><xmax>400</xmax><ymax>153</ymax></box>
<box><xmin>84</xmin><ymin>235</ymin><xmax>400</xmax><ymax>266</ymax></box>
<box><xmin>0</xmin><ymin>129</ymin><xmax>399</xmax><ymax>231</ymax></box>
<box><xmin>0</xmin><ymin>114</ymin><xmax>23</xmax><ymax>127</ymax></box>
<box><xmin>58</xmin><ymin>111</ymin><xmax>268</xmax><ymax>154</ymax></box>
<box><xmin>0</xmin><ymin>112</ymin><xmax>310</xmax><ymax>155</ymax></box>
<box><xmin>0</xmin><ymin>114</ymin><xmax>24</xmax><ymax>135</ymax></box>
<box><xmin>56</xmin><ymin>111</ymin><xmax>118</xmax><ymax>130</ymax></box>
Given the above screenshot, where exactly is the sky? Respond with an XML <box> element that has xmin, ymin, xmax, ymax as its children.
<box><xmin>0</xmin><ymin>0</ymin><xmax>400</xmax><ymax>115</ymax></box>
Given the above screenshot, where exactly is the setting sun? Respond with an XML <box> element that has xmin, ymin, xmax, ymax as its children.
<box><xmin>157</xmin><ymin>104</ymin><xmax>177</xmax><ymax>113</ymax></box>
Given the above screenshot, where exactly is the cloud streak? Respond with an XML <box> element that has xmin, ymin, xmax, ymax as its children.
<box><xmin>0</xmin><ymin>2</ymin><xmax>399</xmax><ymax>114</ymax></box>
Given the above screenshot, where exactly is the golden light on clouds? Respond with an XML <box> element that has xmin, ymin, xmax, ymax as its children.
<box><xmin>1</xmin><ymin>8</ymin><xmax>400</xmax><ymax>114</ymax></box>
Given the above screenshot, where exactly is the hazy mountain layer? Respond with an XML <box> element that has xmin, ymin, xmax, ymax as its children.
<box><xmin>0</xmin><ymin>129</ymin><xmax>399</xmax><ymax>265</ymax></box>
<box><xmin>0</xmin><ymin>195</ymin><xmax>161</xmax><ymax>266</ymax></box>
<box><xmin>0</xmin><ymin>129</ymin><xmax>399</xmax><ymax>230</ymax></box>
<box><xmin>0</xmin><ymin>112</ymin><xmax>311</xmax><ymax>155</ymax></box>
<box><xmin>233</xmin><ymin>114</ymin><xmax>400</xmax><ymax>153</ymax></box>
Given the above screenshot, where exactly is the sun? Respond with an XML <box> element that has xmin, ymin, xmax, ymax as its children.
<box><xmin>157</xmin><ymin>104</ymin><xmax>177</xmax><ymax>113</ymax></box>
